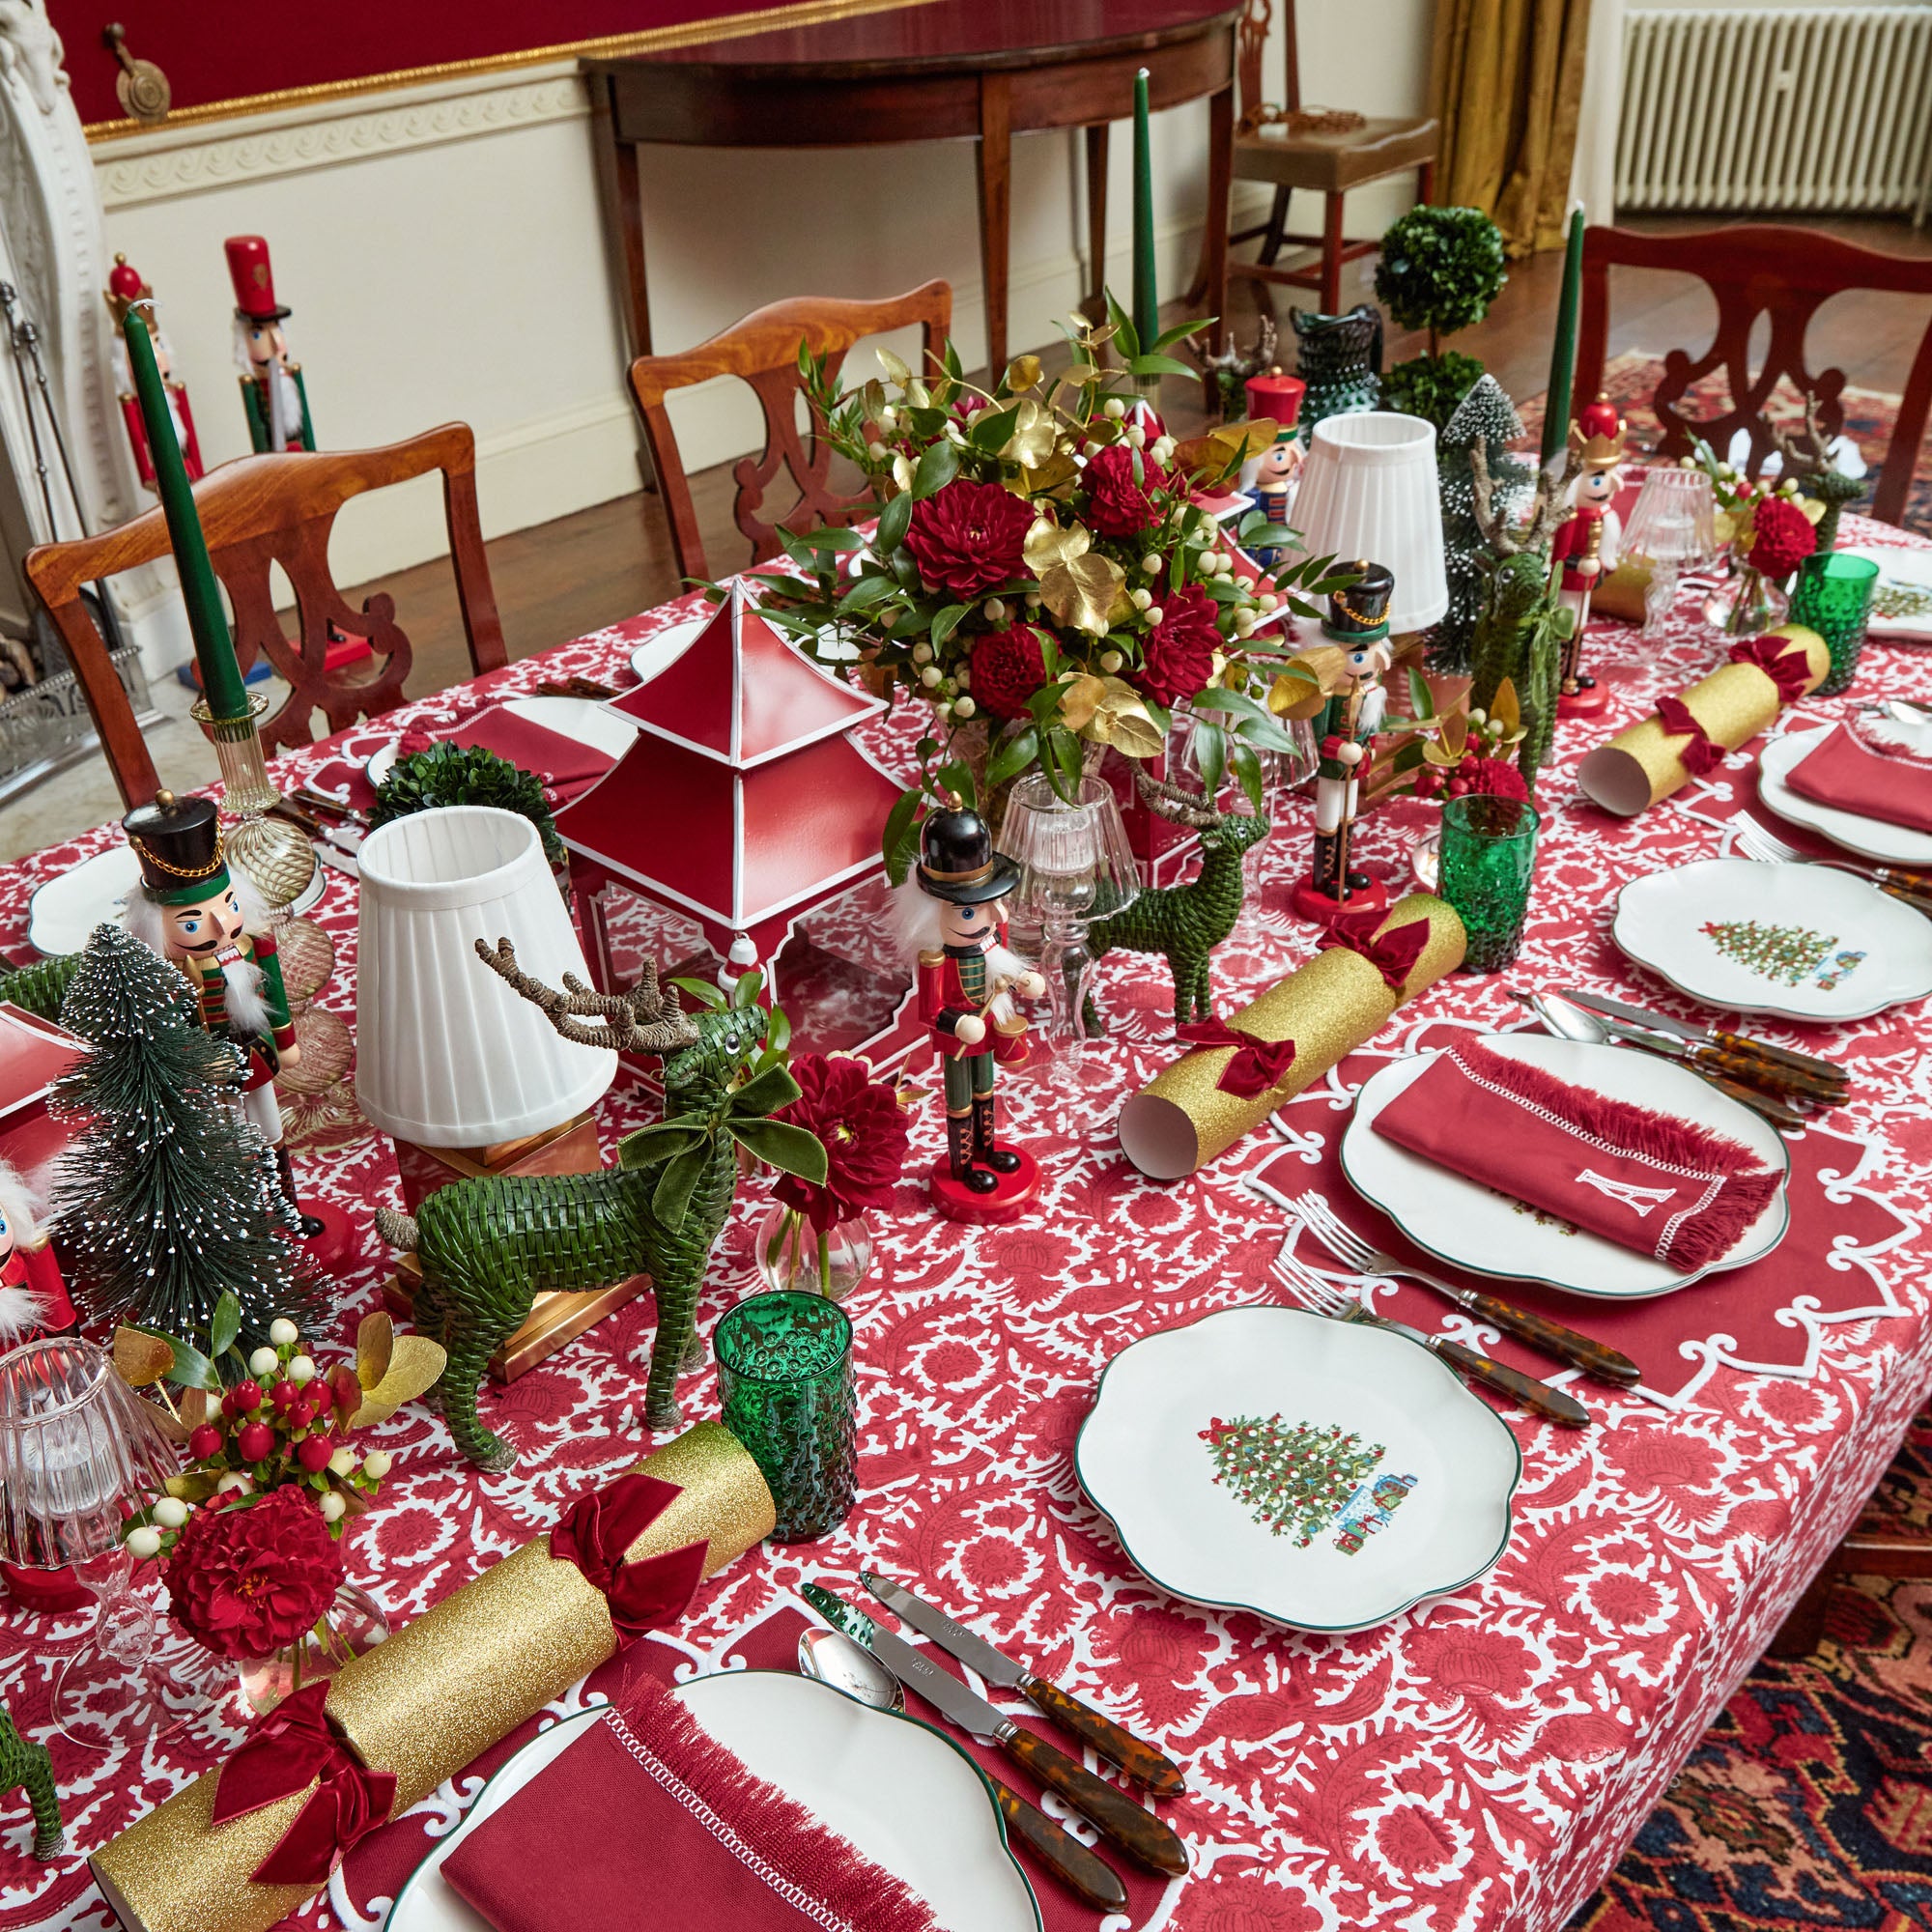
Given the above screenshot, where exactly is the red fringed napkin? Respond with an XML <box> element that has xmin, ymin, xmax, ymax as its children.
<box><xmin>1784</xmin><ymin>724</ymin><xmax>1932</xmax><ymax>834</ymax></box>
<box><xmin>1370</xmin><ymin>1039</ymin><xmax>1780</xmax><ymax>1269</ymax></box>
<box><xmin>440</xmin><ymin>1668</ymin><xmax>945</xmax><ymax>1932</ymax></box>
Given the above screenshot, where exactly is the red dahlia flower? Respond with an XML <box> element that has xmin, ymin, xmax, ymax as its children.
<box><xmin>968</xmin><ymin>625</ymin><xmax>1051</xmax><ymax>721</ymax></box>
<box><xmin>772</xmin><ymin>1053</ymin><xmax>911</xmax><ymax>1231</ymax></box>
<box><xmin>1444</xmin><ymin>755</ymin><xmax>1529</xmax><ymax>802</ymax></box>
<box><xmin>1082</xmin><ymin>443</ymin><xmax>1173</xmax><ymax>539</ymax></box>
<box><xmin>163</xmin><ymin>1486</ymin><xmax>344</xmax><ymax>1660</ymax></box>
<box><xmin>1746</xmin><ymin>496</ymin><xmax>1816</xmax><ymax>578</ymax></box>
<box><xmin>904</xmin><ymin>478</ymin><xmax>1034</xmax><ymax>601</ymax></box>
<box><xmin>1138</xmin><ymin>582</ymin><xmax>1222</xmax><ymax>707</ymax></box>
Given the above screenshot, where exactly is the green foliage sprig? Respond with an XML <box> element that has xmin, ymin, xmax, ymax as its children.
<box><xmin>1380</xmin><ymin>351</ymin><xmax>1486</xmax><ymax>432</ymax></box>
<box><xmin>1375</xmin><ymin>206</ymin><xmax>1508</xmax><ymax>349</ymax></box>
<box><xmin>371</xmin><ymin>743</ymin><xmax>567</xmax><ymax>867</ymax></box>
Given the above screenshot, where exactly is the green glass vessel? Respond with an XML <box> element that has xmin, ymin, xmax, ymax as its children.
<box><xmin>1790</xmin><ymin>551</ymin><xmax>1879</xmax><ymax>697</ymax></box>
<box><xmin>1440</xmin><ymin>795</ymin><xmax>1541</xmax><ymax>974</ymax></box>
<box><xmin>715</xmin><ymin>1291</ymin><xmax>856</xmax><ymax>1543</ymax></box>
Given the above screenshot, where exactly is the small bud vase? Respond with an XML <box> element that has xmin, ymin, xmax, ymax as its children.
<box><xmin>237</xmin><ymin>1579</ymin><xmax>389</xmax><ymax>1717</ymax></box>
<box><xmin>753</xmin><ymin>1202</ymin><xmax>873</xmax><ymax>1302</ymax></box>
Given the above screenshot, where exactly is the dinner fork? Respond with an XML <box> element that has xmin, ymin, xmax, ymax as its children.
<box><xmin>1290</xmin><ymin>1192</ymin><xmax>1641</xmax><ymax>1388</ymax></box>
<box><xmin>1731</xmin><ymin>810</ymin><xmax>1932</xmax><ymax>912</ymax></box>
<box><xmin>1272</xmin><ymin>1251</ymin><xmax>1592</xmax><ymax>1429</ymax></box>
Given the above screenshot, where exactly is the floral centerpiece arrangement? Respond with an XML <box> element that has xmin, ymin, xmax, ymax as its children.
<box><xmin>753</xmin><ymin>302</ymin><xmax>1358</xmax><ymax>871</ymax></box>
<box><xmin>754</xmin><ymin>1051</ymin><xmax>911</xmax><ymax>1299</ymax></box>
<box><xmin>115</xmin><ymin>1296</ymin><xmax>444</xmax><ymax>1709</ymax></box>
<box><xmin>1687</xmin><ymin>436</ymin><xmax>1820</xmax><ymax>635</ymax></box>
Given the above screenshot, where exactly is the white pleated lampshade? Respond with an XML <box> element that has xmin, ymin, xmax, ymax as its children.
<box><xmin>355</xmin><ymin>807</ymin><xmax>615</xmax><ymax>1145</ymax></box>
<box><xmin>1292</xmin><ymin>412</ymin><xmax>1449</xmax><ymax>635</ymax></box>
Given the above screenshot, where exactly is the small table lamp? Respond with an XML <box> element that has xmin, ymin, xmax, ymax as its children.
<box><xmin>1290</xmin><ymin>412</ymin><xmax>1449</xmax><ymax>638</ymax></box>
<box><xmin>1620</xmin><ymin>467</ymin><xmax>1719</xmax><ymax>635</ymax></box>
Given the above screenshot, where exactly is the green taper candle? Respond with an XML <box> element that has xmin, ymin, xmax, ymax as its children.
<box><xmin>1540</xmin><ymin>207</ymin><xmax>1585</xmax><ymax>469</ymax></box>
<box><xmin>1132</xmin><ymin>68</ymin><xmax>1158</xmax><ymax>354</ymax></box>
<box><xmin>120</xmin><ymin>303</ymin><xmax>250</xmax><ymax>721</ymax></box>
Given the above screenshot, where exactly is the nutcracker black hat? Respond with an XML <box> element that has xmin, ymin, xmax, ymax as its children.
<box><xmin>916</xmin><ymin>798</ymin><xmax>1020</xmax><ymax>906</ymax></box>
<box><xmin>123</xmin><ymin>790</ymin><xmax>231</xmax><ymax>907</ymax></box>
<box><xmin>1321</xmin><ymin>560</ymin><xmax>1395</xmax><ymax>643</ymax></box>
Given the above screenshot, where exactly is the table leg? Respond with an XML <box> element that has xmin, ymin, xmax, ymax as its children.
<box><xmin>1084</xmin><ymin>123</ymin><xmax>1109</xmax><ymax>322</ymax></box>
<box><xmin>977</xmin><ymin>71</ymin><xmax>1013</xmax><ymax>381</ymax></box>
<box><xmin>1202</xmin><ymin>79</ymin><xmax>1234</xmax><ymax>353</ymax></box>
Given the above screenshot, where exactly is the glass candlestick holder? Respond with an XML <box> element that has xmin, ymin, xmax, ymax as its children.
<box><xmin>190</xmin><ymin>694</ymin><xmax>317</xmax><ymax>914</ymax></box>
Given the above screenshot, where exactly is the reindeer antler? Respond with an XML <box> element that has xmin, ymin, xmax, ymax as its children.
<box><xmin>474</xmin><ymin>938</ymin><xmax>701</xmax><ymax>1056</ymax></box>
<box><xmin>1470</xmin><ymin>445</ymin><xmax>1580</xmax><ymax>560</ymax></box>
<box><xmin>1134</xmin><ymin>765</ymin><xmax>1222</xmax><ymax>831</ymax></box>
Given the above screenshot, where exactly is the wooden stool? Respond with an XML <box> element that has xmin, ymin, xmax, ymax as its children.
<box><xmin>1209</xmin><ymin>0</ymin><xmax>1438</xmax><ymax>316</ymax></box>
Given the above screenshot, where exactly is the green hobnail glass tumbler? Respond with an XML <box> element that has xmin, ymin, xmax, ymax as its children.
<box><xmin>715</xmin><ymin>1291</ymin><xmax>856</xmax><ymax>1543</ymax></box>
<box><xmin>1440</xmin><ymin>795</ymin><xmax>1541</xmax><ymax>974</ymax></box>
<box><xmin>1790</xmin><ymin>551</ymin><xmax>1880</xmax><ymax>696</ymax></box>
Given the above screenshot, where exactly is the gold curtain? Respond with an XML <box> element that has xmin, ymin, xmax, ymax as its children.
<box><xmin>1431</xmin><ymin>0</ymin><xmax>1593</xmax><ymax>256</ymax></box>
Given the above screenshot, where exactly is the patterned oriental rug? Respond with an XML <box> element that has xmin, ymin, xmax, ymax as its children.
<box><xmin>1518</xmin><ymin>351</ymin><xmax>1932</xmax><ymax>539</ymax></box>
<box><xmin>1567</xmin><ymin>1413</ymin><xmax>1932</xmax><ymax>1932</ymax></box>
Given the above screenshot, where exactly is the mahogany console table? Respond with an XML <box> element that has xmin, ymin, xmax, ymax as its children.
<box><xmin>584</xmin><ymin>0</ymin><xmax>1241</xmax><ymax>383</ymax></box>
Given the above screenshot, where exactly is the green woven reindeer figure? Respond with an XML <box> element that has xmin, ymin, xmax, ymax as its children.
<box><xmin>0</xmin><ymin>1705</ymin><xmax>63</xmax><ymax>1861</ymax></box>
<box><xmin>375</xmin><ymin>943</ymin><xmax>823</xmax><ymax>1470</ymax></box>
<box><xmin>1083</xmin><ymin>769</ymin><xmax>1269</xmax><ymax>1031</ymax></box>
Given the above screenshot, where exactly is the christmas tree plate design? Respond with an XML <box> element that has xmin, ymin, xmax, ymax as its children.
<box><xmin>1076</xmin><ymin>1305</ymin><xmax>1520</xmax><ymax>1630</ymax></box>
<box><xmin>1341</xmin><ymin>1034</ymin><xmax>1790</xmax><ymax>1299</ymax></box>
<box><xmin>1759</xmin><ymin>724</ymin><xmax>1932</xmax><ymax>868</ymax></box>
<box><xmin>1613</xmin><ymin>857</ymin><xmax>1932</xmax><ymax>1021</ymax></box>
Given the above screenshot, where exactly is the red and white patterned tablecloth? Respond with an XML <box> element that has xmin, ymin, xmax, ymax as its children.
<box><xmin>3</xmin><ymin>519</ymin><xmax>1931</xmax><ymax>1932</ymax></box>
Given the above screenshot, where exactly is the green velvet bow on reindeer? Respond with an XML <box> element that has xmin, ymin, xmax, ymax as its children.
<box><xmin>618</xmin><ymin>1060</ymin><xmax>826</xmax><ymax>1231</ymax></box>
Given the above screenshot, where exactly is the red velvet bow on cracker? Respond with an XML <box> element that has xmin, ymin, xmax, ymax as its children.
<box><xmin>1319</xmin><ymin>906</ymin><xmax>1430</xmax><ymax>991</ymax></box>
<box><xmin>1175</xmin><ymin>1015</ymin><xmax>1298</xmax><ymax>1096</ymax></box>
<box><xmin>209</xmin><ymin>1680</ymin><xmax>397</xmax><ymax>1888</ymax></box>
<box><xmin>1654</xmin><ymin>694</ymin><xmax>1725</xmax><ymax>776</ymax></box>
<box><xmin>1726</xmin><ymin>633</ymin><xmax>1812</xmax><ymax>703</ymax></box>
<box><xmin>549</xmin><ymin>1472</ymin><xmax>710</xmax><ymax>1649</ymax></box>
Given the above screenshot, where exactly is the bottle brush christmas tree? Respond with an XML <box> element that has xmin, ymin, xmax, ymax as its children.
<box><xmin>49</xmin><ymin>922</ymin><xmax>314</xmax><ymax>1341</ymax></box>
<box><xmin>1434</xmin><ymin>375</ymin><xmax>1537</xmax><ymax>673</ymax></box>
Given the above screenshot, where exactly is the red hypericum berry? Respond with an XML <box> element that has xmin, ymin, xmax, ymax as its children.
<box><xmin>297</xmin><ymin>1435</ymin><xmax>334</xmax><ymax>1473</ymax></box>
<box><xmin>270</xmin><ymin>1379</ymin><xmax>301</xmax><ymax>1413</ymax></box>
<box><xmin>186</xmin><ymin>1425</ymin><xmax>223</xmax><ymax>1461</ymax></box>
<box><xmin>237</xmin><ymin>1421</ymin><xmax>275</xmax><ymax>1462</ymax></box>
<box><xmin>229</xmin><ymin>1380</ymin><xmax>264</xmax><ymax>1413</ymax></box>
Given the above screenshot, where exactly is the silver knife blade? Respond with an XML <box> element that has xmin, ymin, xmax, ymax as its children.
<box><xmin>861</xmin><ymin>1573</ymin><xmax>1025</xmax><ymax>1690</ymax></box>
<box><xmin>812</xmin><ymin>1591</ymin><xmax>1009</xmax><ymax>1741</ymax></box>
<box><xmin>1561</xmin><ymin>990</ymin><xmax>1710</xmax><ymax>1045</ymax></box>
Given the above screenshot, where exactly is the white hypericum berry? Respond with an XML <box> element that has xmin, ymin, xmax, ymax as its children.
<box><xmin>361</xmin><ymin>1451</ymin><xmax>393</xmax><ymax>1479</ymax></box>
<box><xmin>867</xmin><ymin>440</ymin><xmax>889</xmax><ymax>461</ymax></box>
<box><xmin>920</xmin><ymin>665</ymin><xmax>943</xmax><ymax>689</ymax></box>
<box><xmin>1099</xmin><ymin>649</ymin><xmax>1124</xmax><ymax>673</ymax></box>
<box><xmin>953</xmin><ymin>696</ymin><xmax>978</xmax><ymax>720</ymax></box>
<box><xmin>270</xmin><ymin>1319</ymin><xmax>298</xmax><ymax>1347</ymax></box>
<box><xmin>911</xmin><ymin>642</ymin><xmax>933</xmax><ymax>665</ymax></box>
<box><xmin>878</xmin><ymin>405</ymin><xmax>898</xmax><ymax>428</ymax></box>
<box><xmin>1102</xmin><ymin>398</ymin><xmax>1126</xmax><ymax>420</ymax></box>
<box><xmin>217</xmin><ymin>1472</ymin><xmax>252</xmax><ymax>1494</ymax></box>
<box><xmin>983</xmin><ymin>597</ymin><xmax>1006</xmax><ymax>621</ymax></box>
<box><xmin>288</xmin><ymin>1354</ymin><xmax>317</xmax><ymax>1384</ymax></box>
<box><xmin>126</xmin><ymin>1526</ymin><xmax>162</xmax><ymax>1559</ymax></box>
<box><xmin>1145</xmin><ymin>606</ymin><xmax>1165</xmax><ymax>626</ymax></box>
<box><xmin>249</xmin><ymin>1346</ymin><xmax>277</xmax><ymax>1378</ymax></box>
<box><xmin>153</xmin><ymin>1496</ymin><xmax>189</xmax><ymax>1528</ymax></box>
<box><xmin>1152</xmin><ymin>438</ymin><xmax>1176</xmax><ymax>463</ymax></box>
<box><xmin>319</xmin><ymin>1492</ymin><xmax>347</xmax><ymax>1523</ymax></box>
<box><xmin>1234</xmin><ymin>608</ymin><xmax>1258</xmax><ymax>635</ymax></box>
<box><xmin>1259</xmin><ymin>592</ymin><xmax>1281</xmax><ymax>611</ymax></box>
<box><xmin>1126</xmin><ymin>425</ymin><xmax>1147</xmax><ymax>449</ymax></box>
<box><xmin>1131</xmin><ymin>587</ymin><xmax>1153</xmax><ymax>612</ymax></box>
<box><xmin>329</xmin><ymin>1446</ymin><xmax>357</xmax><ymax>1476</ymax></box>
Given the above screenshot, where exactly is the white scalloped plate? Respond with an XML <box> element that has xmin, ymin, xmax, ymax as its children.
<box><xmin>1077</xmin><ymin>1305</ymin><xmax>1520</xmax><ymax>1632</ymax></box>
<box><xmin>1340</xmin><ymin>1034</ymin><xmax>1790</xmax><ymax>1300</ymax></box>
<box><xmin>1614</xmin><ymin>856</ymin><xmax>1932</xmax><ymax>1021</ymax></box>
<box><xmin>1759</xmin><ymin>724</ymin><xmax>1932</xmax><ymax>868</ymax></box>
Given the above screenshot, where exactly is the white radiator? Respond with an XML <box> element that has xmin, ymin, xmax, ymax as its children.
<box><xmin>1617</xmin><ymin>7</ymin><xmax>1932</xmax><ymax>216</ymax></box>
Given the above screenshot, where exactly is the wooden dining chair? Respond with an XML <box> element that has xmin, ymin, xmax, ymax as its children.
<box><xmin>1576</xmin><ymin>223</ymin><xmax>1932</xmax><ymax>528</ymax></box>
<box><xmin>24</xmin><ymin>421</ymin><xmax>508</xmax><ymax>811</ymax></box>
<box><xmin>1215</xmin><ymin>0</ymin><xmax>1438</xmax><ymax>316</ymax></box>
<box><xmin>626</xmin><ymin>281</ymin><xmax>952</xmax><ymax>584</ymax></box>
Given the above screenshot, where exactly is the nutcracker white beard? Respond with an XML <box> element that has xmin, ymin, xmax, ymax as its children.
<box><xmin>0</xmin><ymin>1160</ymin><xmax>47</xmax><ymax>1342</ymax></box>
<box><xmin>120</xmin><ymin>870</ymin><xmax>275</xmax><ymax>1037</ymax></box>
<box><xmin>895</xmin><ymin>882</ymin><xmax>1031</xmax><ymax>1024</ymax></box>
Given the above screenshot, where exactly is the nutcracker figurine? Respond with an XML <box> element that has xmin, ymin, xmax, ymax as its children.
<box><xmin>1237</xmin><ymin>426</ymin><xmax>1304</xmax><ymax>570</ymax></box>
<box><xmin>118</xmin><ymin>791</ymin><xmax>321</xmax><ymax>1236</ymax></box>
<box><xmin>1549</xmin><ymin>393</ymin><xmax>1627</xmax><ymax>720</ymax></box>
<box><xmin>102</xmin><ymin>254</ymin><xmax>203</xmax><ymax>490</ymax></box>
<box><xmin>0</xmin><ymin>1162</ymin><xmax>73</xmax><ymax>1341</ymax></box>
<box><xmin>225</xmin><ymin>235</ymin><xmax>315</xmax><ymax>454</ymax></box>
<box><xmin>1290</xmin><ymin>562</ymin><xmax>1397</xmax><ymax>926</ymax></box>
<box><xmin>906</xmin><ymin>799</ymin><xmax>1045</xmax><ymax>1224</ymax></box>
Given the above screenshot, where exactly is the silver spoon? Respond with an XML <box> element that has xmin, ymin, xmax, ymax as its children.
<box><xmin>796</xmin><ymin>1625</ymin><xmax>1127</xmax><ymax>1915</ymax></box>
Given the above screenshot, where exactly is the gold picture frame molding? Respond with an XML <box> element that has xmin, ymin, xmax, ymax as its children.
<box><xmin>83</xmin><ymin>0</ymin><xmax>938</xmax><ymax>141</ymax></box>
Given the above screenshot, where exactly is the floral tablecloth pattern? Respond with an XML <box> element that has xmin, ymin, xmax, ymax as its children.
<box><xmin>2</xmin><ymin>517</ymin><xmax>1930</xmax><ymax>1932</ymax></box>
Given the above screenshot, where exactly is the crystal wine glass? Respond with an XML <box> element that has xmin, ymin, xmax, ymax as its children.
<box><xmin>997</xmin><ymin>773</ymin><xmax>1140</xmax><ymax>1106</ymax></box>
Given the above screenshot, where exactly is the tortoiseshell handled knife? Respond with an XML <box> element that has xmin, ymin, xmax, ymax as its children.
<box><xmin>862</xmin><ymin>1572</ymin><xmax>1186</xmax><ymax>1798</ymax></box>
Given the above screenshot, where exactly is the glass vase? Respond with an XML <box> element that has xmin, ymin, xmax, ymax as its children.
<box><xmin>236</xmin><ymin>1580</ymin><xmax>389</xmax><ymax>1717</ymax></box>
<box><xmin>1440</xmin><ymin>794</ymin><xmax>1541</xmax><ymax>974</ymax></box>
<box><xmin>1704</xmin><ymin>563</ymin><xmax>1789</xmax><ymax>639</ymax></box>
<box><xmin>753</xmin><ymin>1202</ymin><xmax>873</xmax><ymax>1302</ymax></box>
<box><xmin>1790</xmin><ymin>550</ymin><xmax>1880</xmax><ymax>697</ymax></box>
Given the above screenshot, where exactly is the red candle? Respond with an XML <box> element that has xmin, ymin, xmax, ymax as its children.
<box><xmin>1244</xmin><ymin>366</ymin><xmax>1305</xmax><ymax>427</ymax></box>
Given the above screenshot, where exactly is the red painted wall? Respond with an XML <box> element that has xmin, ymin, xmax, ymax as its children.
<box><xmin>52</xmin><ymin>0</ymin><xmax>784</xmax><ymax>126</ymax></box>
